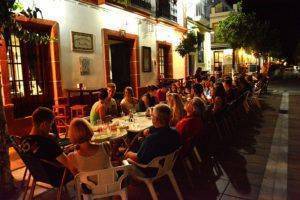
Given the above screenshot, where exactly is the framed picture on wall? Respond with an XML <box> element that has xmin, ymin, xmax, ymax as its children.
<box><xmin>79</xmin><ymin>57</ymin><xmax>91</xmax><ymax>75</ymax></box>
<box><xmin>71</xmin><ymin>31</ymin><xmax>94</xmax><ymax>52</ymax></box>
<box><xmin>142</xmin><ymin>46</ymin><xmax>152</xmax><ymax>72</ymax></box>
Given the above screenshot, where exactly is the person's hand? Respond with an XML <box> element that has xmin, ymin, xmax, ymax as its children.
<box><xmin>125</xmin><ymin>151</ymin><xmax>133</xmax><ymax>159</ymax></box>
<box><xmin>125</xmin><ymin>151</ymin><xmax>138</xmax><ymax>162</ymax></box>
<box><xmin>143</xmin><ymin>128</ymin><xmax>150</xmax><ymax>137</ymax></box>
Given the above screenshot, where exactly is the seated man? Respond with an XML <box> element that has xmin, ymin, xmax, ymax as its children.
<box><xmin>222</xmin><ymin>76</ymin><xmax>238</xmax><ymax>103</ymax></box>
<box><xmin>106</xmin><ymin>83</ymin><xmax>118</xmax><ymax>117</ymax></box>
<box><xmin>137</xmin><ymin>93</ymin><xmax>151</xmax><ymax>112</ymax></box>
<box><xmin>146</xmin><ymin>85</ymin><xmax>158</xmax><ymax>107</ymax></box>
<box><xmin>156</xmin><ymin>83</ymin><xmax>168</xmax><ymax>102</ymax></box>
<box><xmin>90</xmin><ymin>88</ymin><xmax>111</xmax><ymax>125</ymax></box>
<box><xmin>191</xmin><ymin>83</ymin><xmax>209</xmax><ymax>105</ymax></box>
<box><xmin>22</xmin><ymin>107</ymin><xmax>75</xmax><ymax>184</ymax></box>
<box><xmin>137</xmin><ymin>85</ymin><xmax>158</xmax><ymax>112</ymax></box>
<box><xmin>125</xmin><ymin>104</ymin><xmax>181</xmax><ymax>164</ymax></box>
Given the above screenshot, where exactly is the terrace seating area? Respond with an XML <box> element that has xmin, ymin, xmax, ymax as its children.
<box><xmin>6</xmin><ymin>72</ymin><xmax>270</xmax><ymax>200</ymax></box>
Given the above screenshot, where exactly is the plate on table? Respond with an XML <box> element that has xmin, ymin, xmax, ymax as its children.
<box><xmin>92</xmin><ymin>132</ymin><xmax>111</xmax><ymax>143</ymax></box>
<box><xmin>135</xmin><ymin>112</ymin><xmax>146</xmax><ymax>117</ymax></box>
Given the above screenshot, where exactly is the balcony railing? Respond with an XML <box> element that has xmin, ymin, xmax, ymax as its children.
<box><xmin>130</xmin><ymin>0</ymin><xmax>151</xmax><ymax>11</ymax></box>
<box><xmin>107</xmin><ymin>0</ymin><xmax>151</xmax><ymax>11</ymax></box>
<box><xmin>214</xmin><ymin>2</ymin><xmax>231</xmax><ymax>13</ymax></box>
<box><xmin>156</xmin><ymin>0</ymin><xmax>177</xmax><ymax>22</ymax></box>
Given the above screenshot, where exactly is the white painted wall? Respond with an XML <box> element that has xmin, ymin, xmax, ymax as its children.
<box><xmin>187</xmin><ymin>21</ymin><xmax>212</xmax><ymax>72</ymax></box>
<box><xmin>19</xmin><ymin>0</ymin><xmax>186</xmax><ymax>91</ymax></box>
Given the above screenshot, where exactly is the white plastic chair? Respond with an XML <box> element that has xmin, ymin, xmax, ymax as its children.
<box><xmin>74</xmin><ymin>161</ymin><xmax>131</xmax><ymax>200</ymax></box>
<box><xmin>127</xmin><ymin>148</ymin><xmax>183</xmax><ymax>200</ymax></box>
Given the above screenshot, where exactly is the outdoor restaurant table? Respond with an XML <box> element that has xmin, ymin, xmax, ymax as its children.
<box><xmin>65</xmin><ymin>87</ymin><xmax>101</xmax><ymax>105</ymax></box>
<box><xmin>91</xmin><ymin>112</ymin><xmax>152</xmax><ymax>145</ymax></box>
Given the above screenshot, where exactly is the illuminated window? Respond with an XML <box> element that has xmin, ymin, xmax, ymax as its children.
<box><xmin>158</xmin><ymin>47</ymin><xmax>165</xmax><ymax>78</ymax></box>
<box><xmin>214</xmin><ymin>51</ymin><xmax>223</xmax><ymax>71</ymax></box>
<box><xmin>7</xmin><ymin>35</ymin><xmax>25</xmax><ymax>98</ymax></box>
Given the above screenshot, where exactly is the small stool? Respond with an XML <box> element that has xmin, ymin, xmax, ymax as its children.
<box><xmin>55</xmin><ymin>116</ymin><xmax>69</xmax><ymax>135</ymax></box>
<box><xmin>53</xmin><ymin>104</ymin><xmax>68</xmax><ymax>118</ymax></box>
<box><xmin>70</xmin><ymin>105</ymin><xmax>87</xmax><ymax>119</ymax></box>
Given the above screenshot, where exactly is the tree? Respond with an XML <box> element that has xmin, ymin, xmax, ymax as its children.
<box><xmin>0</xmin><ymin>0</ymin><xmax>50</xmax><ymax>196</ymax></box>
<box><xmin>215</xmin><ymin>2</ymin><xmax>283</xmax><ymax>64</ymax></box>
<box><xmin>176</xmin><ymin>31</ymin><xmax>198</xmax><ymax>57</ymax></box>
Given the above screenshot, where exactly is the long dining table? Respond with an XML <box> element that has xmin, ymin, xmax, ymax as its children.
<box><xmin>91</xmin><ymin>112</ymin><xmax>152</xmax><ymax>145</ymax></box>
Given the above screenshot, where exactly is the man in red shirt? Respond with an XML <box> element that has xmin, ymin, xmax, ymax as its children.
<box><xmin>156</xmin><ymin>83</ymin><xmax>169</xmax><ymax>102</ymax></box>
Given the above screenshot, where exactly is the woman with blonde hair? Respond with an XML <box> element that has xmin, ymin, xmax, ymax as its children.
<box><xmin>67</xmin><ymin>118</ymin><xmax>111</xmax><ymax>173</ymax></box>
<box><xmin>167</xmin><ymin>93</ymin><xmax>186</xmax><ymax>126</ymax></box>
<box><xmin>120</xmin><ymin>86</ymin><xmax>138</xmax><ymax>115</ymax></box>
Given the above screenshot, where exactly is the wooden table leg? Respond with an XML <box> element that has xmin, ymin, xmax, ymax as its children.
<box><xmin>67</xmin><ymin>91</ymin><xmax>71</xmax><ymax>106</ymax></box>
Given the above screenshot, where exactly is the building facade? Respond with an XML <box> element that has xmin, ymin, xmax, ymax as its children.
<box><xmin>210</xmin><ymin>1</ymin><xmax>259</xmax><ymax>75</ymax></box>
<box><xmin>0</xmin><ymin>0</ymin><xmax>188</xmax><ymax>135</ymax></box>
<box><xmin>210</xmin><ymin>1</ymin><xmax>235</xmax><ymax>75</ymax></box>
<box><xmin>186</xmin><ymin>0</ymin><xmax>212</xmax><ymax>75</ymax></box>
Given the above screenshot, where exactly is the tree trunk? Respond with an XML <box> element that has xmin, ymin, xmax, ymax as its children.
<box><xmin>0</xmin><ymin>38</ymin><xmax>15</xmax><ymax>196</ymax></box>
<box><xmin>232</xmin><ymin>48</ymin><xmax>236</xmax><ymax>74</ymax></box>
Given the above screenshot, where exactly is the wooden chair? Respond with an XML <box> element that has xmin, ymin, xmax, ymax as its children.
<box><xmin>70</xmin><ymin>104</ymin><xmax>87</xmax><ymax>119</ymax></box>
<box><xmin>54</xmin><ymin>116</ymin><xmax>70</xmax><ymax>136</ymax></box>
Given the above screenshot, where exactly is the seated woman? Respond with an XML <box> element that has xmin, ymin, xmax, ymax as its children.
<box><xmin>90</xmin><ymin>88</ymin><xmax>110</xmax><ymax>125</ymax></box>
<box><xmin>120</xmin><ymin>86</ymin><xmax>138</xmax><ymax>115</ymax></box>
<box><xmin>67</xmin><ymin>118</ymin><xmax>111</xmax><ymax>173</ymax></box>
<box><xmin>167</xmin><ymin>93</ymin><xmax>186</xmax><ymax>126</ymax></box>
<box><xmin>176</xmin><ymin>98</ymin><xmax>205</xmax><ymax>155</ymax></box>
<box><xmin>210</xmin><ymin>83</ymin><xmax>227</xmax><ymax>114</ymax></box>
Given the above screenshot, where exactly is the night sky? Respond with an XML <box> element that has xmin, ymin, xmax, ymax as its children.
<box><xmin>226</xmin><ymin>0</ymin><xmax>300</xmax><ymax>62</ymax></box>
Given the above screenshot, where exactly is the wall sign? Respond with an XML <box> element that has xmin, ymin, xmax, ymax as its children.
<box><xmin>71</xmin><ymin>31</ymin><xmax>94</xmax><ymax>52</ymax></box>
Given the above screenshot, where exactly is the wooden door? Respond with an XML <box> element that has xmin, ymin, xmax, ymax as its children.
<box><xmin>158</xmin><ymin>45</ymin><xmax>171</xmax><ymax>79</ymax></box>
<box><xmin>110</xmin><ymin>42</ymin><xmax>131</xmax><ymax>95</ymax></box>
<box><xmin>7</xmin><ymin>34</ymin><xmax>53</xmax><ymax>117</ymax></box>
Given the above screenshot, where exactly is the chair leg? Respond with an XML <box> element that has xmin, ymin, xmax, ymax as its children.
<box><xmin>23</xmin><ymin>174</ymin><xmax>32</xmax><ymax>200</ymax></box>
<box><xmin>21</xmin><ymin>168</ymin><xmax>28</xmax><ymax>188</ymax></box>
<box><xmin>182</xmin><ymin>160</ymin><xmax>194</xmax><ymax>188</ymax></box>
<box><xmin>193</xmin><ymin>147</ymin><xmax>202</xmax><ymax>164</ymax></box>
<box><xmin>120</xmin><ymin>189</ymin><xmax>128</xmax><ymax>200</ymax></box>
<box><xmin>167</xmin><ymin>171</ymin><xmax>183</xmax><ymax>200</ymax></box>
<box><xmin>57</xmin><ymin>168</ymin><xmax>68</xmax><ymax>200</ymax></box>
<box><xmin>28</xmin><ymin>179</ymin><xmax>36</xmax><ymax>200</ymax></box>
<box><xmin>144</xmin><ymin>180</ymin><xmax>158</xmax><ymax>200</ymax></box>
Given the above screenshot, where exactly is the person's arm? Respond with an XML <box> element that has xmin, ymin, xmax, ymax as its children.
<box><xmin>98</xmin><ymin>104</ymin><xmax>106</xmax><ymax>120</ymax></box>
<box><xmin>57</xmin><ymin>153</ymin><xmax>78</xmax><ymax>175</ymax></box>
